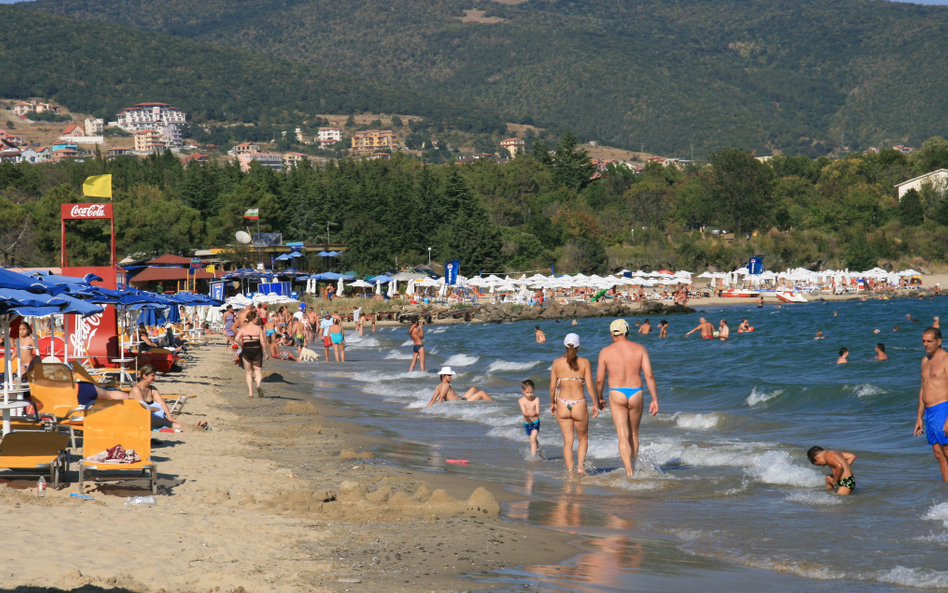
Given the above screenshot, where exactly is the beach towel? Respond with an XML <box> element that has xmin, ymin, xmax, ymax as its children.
<box><xmin>84</xmin><ymin>444</ymin><xmax>142</xmax><ymax>464</ymax></box>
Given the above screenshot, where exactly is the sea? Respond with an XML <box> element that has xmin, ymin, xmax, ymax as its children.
<box><xmin>293</xmin><ymin>297</ymin><xmax>948</xmax><ymax>592</ymax></box>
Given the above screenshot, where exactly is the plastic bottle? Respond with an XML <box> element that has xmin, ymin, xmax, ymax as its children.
<box><xmin>126</xmin><ymin>495</ymin><xmax>157</xmax><ymax>506</ymax></box>
<box><xmin>36</xmin><ymin>476</ymin><xmax>46</xmax><ymax>497</ymax></box>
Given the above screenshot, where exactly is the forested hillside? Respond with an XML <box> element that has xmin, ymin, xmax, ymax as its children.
<box><xmin>0</xmin><ymin>6</ymin><xmax>503</xmax><ymax>134</ymax></box>
<box><xmin>25</xmin><ymin>0</ymin><xmax>948</xmax><ymax>156</ymax></box>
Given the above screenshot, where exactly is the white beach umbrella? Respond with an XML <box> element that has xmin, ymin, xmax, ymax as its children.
<box><xmin>407</xmin><ymin>279</ymin><xmax>416</xmax><ymax>295</ymax></box>
<box><xmin>337</xmin><ymin>277</ymin><xmax>345</xmax><ymax>296</ymax></box>
<box><xmin>388</xmin><ymin>279</ymin><xmax>397</xmax><ymax>298</ymax></box>
<box><xmin>348</xmin><ymin>279</ymin><xmax>373</xmax><ymax>288</ymax></box>
<box><xmin>375</xmin><ymin>279</ymin><xmax>382</xmax><ymax>295</ymax></box>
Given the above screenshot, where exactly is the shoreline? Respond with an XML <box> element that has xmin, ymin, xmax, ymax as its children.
<box><xmin>2</xmin><ymin>343</ymin><xmax>579</xmax><ymax>592</ymax></box>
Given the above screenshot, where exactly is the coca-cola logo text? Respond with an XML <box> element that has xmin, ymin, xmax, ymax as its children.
<box><xmin>69</xmin><ymin>204</ymin><xmax>107</xmax><ymax>218</ymax></box>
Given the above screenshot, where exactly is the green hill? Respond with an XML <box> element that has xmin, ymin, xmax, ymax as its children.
<box><xmin>23</xmin><ymin>0</ymin><xmax>948</xmax><ymax>157</ymax></box>
<box><xmin>0</xmin><ymin>5</ymin><xmax>503</xmax><ymax>134</ymax></box>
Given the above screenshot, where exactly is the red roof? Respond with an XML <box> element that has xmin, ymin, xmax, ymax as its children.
<box><xmin>148</xmin><ymin>254</ymin><xmax>192</xmax><ymax>265</ymax></box>
<box><xmin>131</xmin><ymin>266</ymin><xmax>223</xmax><ymax>282</ymax></box>
<box><xmin>62</xmin><ymin>124</ymin><xmax>83</xmax><ymax>135</ymax></box>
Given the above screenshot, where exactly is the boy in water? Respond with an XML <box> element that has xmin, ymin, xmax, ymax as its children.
<box><xmin>807</xmin><ymin>446</ymin><xmax>857</xmax><ymax>495</ymax></box>
<box><xmin>518</xmin><ymin>379</ymin><xmax>541</xmax><ymax>457</ymax></box>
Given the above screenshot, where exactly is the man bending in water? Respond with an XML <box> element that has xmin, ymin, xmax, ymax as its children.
<box><xmin>426</xmin><ymin>366</ymin><xmax>494</xmax><ymax>407</ymax></box>
<box><xmin>914</xmin><ymin>328</ymin><xmax>948</xmax><ymax>480</ymax></box>
<box><xmin>596</xmin><ymin>319</ymin><xmax>659</xmax><ymax>476</ymax></box>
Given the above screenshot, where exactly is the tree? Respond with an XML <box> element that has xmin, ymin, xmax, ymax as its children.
<box><xmin>551</xmin><ymin>132</ymin><xmax>595</xmax><ymax>192</ymax></box>
<box><xmin>898</xmin><ymin>188</ymin><xmax>924</xmax><ymax>226</ymax></box>
<box><xmin>704</xmin><ymin>149</ymin><xmax>775</xmax><ymax>234</ymax></box>
<box><xmin>845</xmin><ymin>232</ymin><xmax>877</xmax><ymax>271</ymax></box>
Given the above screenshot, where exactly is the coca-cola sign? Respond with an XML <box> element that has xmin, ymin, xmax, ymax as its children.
<box><xmin>61</xmin><ymin>203</ymin><xmax>112</xmax><ymax>220</ymax></box>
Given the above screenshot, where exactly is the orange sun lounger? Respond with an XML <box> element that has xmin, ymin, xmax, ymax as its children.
<box><xmin>79</xmin><ymin>399</ymin><xmax>157</xmax><ymax>495</ymax></box>
<box><xmin>0</xmin><ymin>432</ymin><xmax>70</xmax><ymax>489</ymax></box>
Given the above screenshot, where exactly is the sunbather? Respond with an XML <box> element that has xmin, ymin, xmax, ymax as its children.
<box><xmin>129</xmin><ymin>364</ymin><xmax>206</xmax><ymax>430</ymax></box>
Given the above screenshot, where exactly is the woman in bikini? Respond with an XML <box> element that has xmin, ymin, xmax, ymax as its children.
<box><xmin>550</xmin><ymin>332</ymin><xmax>598</xmax><ymax>476</ymax></box>
<box><xmin>130</xmin><ymin>364</ymin><xmax>207</xmax><ymax>430</ymax></box>
<box><xmin>235</xmin><ymin>309</ymin><xmax>268</xmax><ymax>397</ymax></box>
<box><xmin>17</xmin><ymin>322</ymin><xmax>36</xmax><ymax>371</ymax></box>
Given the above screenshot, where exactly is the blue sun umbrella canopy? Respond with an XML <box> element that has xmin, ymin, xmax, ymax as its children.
<box><xmin>317</xmin><ymin>250</ymin><xmax>343</xmax><ymax>257</ymax></box>
<box><xmin>306</xmin><ymin>272</ymin><xmax>354</xmax><ymax>281</ymax></box>
<box><xmin>0</xmin><ymin>268</ymin><xmax>68</xmax><ymax>295</ymax></box>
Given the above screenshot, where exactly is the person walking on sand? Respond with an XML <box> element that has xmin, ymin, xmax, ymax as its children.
<box><xmin>535</xmin><ymin>326</ymin><xmax>546</xmax><ymax>343</ymax></box>
<box><xmin>329</xmin><ymin>316</ymin><xmax>345</xmax><ymax>362</ymax></box>
<box><xmin>685</xmin><ymin>317</ymin><xmax>715</xmax><ymax>339</ymax></box>
<box><xmin>409</xmin><ymin>317</ymin><xmax>425</xmax><ymax>371</ymax></box>
<box><xmin>914</xmin><ymin>328</ymin><xmax>948</xmax><ymax>480</ymax></box>
<box><xmin>596</xmin><ymin>319</ymin><xmax>658</xmax><ymax>477</ymax></box>
<box><xmin>223</xmin><ymin>305</ymin><xmax>236</xmax><ymax>347</ymax></box>
<box><xmin>235</xmin><ymin>309</ymin><xmax>268</xmax><ymax>397</ymax></box>
<box><xmin>550</xmin><ymin>333</ymin><xmax>598</xmax><ymax>476</ymax></box>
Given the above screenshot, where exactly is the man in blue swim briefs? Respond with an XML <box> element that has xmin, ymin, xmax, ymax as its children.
<box><xmin>915</xmin><ymin>327</ymin><xmax>948</xmax><ymax>481</ymax></box>
<box><xmin>596</xmin><ymin>319</ymin><xmax>659</xmax><ymax>477</ymax></box>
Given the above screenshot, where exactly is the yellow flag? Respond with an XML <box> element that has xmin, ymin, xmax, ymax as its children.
<box><xmin>206</xmin><ymin>264</ymin><xmax>216</xmax><ymax>273</ymax></box>
<box><xmin>82</xmin><ymin>174</ymin><xmax>112</xmax><ymax>199</ymax></box>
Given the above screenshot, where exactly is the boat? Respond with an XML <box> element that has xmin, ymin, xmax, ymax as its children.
<box><xmin>776</xmin><ymin>291</ymin><xmax>808</xmax><ymax>303</ymax></box>
<box><xmin>720</xmin><ymin>289</ymin><xmax>760</xmax><ymax>298</ymax></box>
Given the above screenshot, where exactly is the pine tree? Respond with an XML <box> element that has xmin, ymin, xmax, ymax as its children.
<box><xmin>899</xmin><ymin>188</ymin><xmax>924</xmax><ymax>226</ymax></box>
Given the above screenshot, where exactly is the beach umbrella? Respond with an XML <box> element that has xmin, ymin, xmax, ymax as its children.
<box><xmin>375</xmin><ymin>279</ymin><xmax>382</xmax><ymax>296</ymax></box>
<box><xmin>388</xmin><ymin>279</ymin><xmax>397</xmax><ymax>298</ymax></box>
<box><xmin>337</xmin><ymin>276</ymin><xmax>345</xmax><ymax>296</ymax></box>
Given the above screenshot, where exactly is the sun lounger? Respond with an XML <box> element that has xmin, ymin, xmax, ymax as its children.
<box><xmin>79</xmin><ymin>399</ymin><xmax>157</xmax><ymax>495</ymax></box>
<box><xmin>161</xmin><ymin>393</ymin><xmax>196</xmax><ymax>415</ymax></box>
<box><xmin>28</xmin><ymin>362</ymin><xmax>87</xmax><ymax>449</ymax></box>
<box><xmin>0</xmin><ymin>431</ymin><xmax>70</xmax><ymax>489</ymax></box>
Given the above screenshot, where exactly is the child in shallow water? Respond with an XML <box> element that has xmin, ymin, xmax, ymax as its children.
<box><xmin>807</xmin><ymin>446</ymin><xmax>857</xmax><ymax>495</ymax></box>
<box><xmin>518</xmin><ymin>379</ymin><xmax>541</xmax><ymax>457</ymax></box>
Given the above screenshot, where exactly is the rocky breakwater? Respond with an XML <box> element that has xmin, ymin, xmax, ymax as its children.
<box><xmin>471</xmin><ymin>299</ymin><xmax>695</xmax><ymax>323</ymax></box>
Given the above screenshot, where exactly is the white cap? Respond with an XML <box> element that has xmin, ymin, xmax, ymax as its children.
<box><xmin>563</xmin><ymin>333</ymin><xmax>581</xmax><ymax>347</ymax></box>
<box><xmin>437</xmin><ymin>366</ymin><xmax>456</xmax><ymax>376</ymax></box>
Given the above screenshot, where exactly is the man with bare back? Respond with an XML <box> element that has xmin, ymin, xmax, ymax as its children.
<box><xmin>596</xmin><ymin>319</ymin><xmax>659</xmax><ymax>476</ymax></box>
<box><xmin>914</xmin><ymin>328</ymin><xmax>948</xmax><ymax>480</ymax></box>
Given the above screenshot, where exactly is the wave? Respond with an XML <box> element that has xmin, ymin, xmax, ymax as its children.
<box><xmin>876</xmin><ymin>566</ymin><xmax>948</xmax><ymax>589</ymax></box>
<box><xmin>345</xmin><ymin>336</ymin><xmax>380</xmax><ymax>349</ymax></box>
<box><xmin>844</xmin><ymin>383</ymin><xmax>888</xmax><ymax>398</ymax></box>
<box><xmin>784</xmin><ymin>491</ymin><xmax>844</xmax><ymax>506</ymax></box>
<box><xmin>486</xmin><ymin>360</ymin><xmax>542</xmax><ymax>372</ymax></box>
<box><xmin>670</xmin><ymin>412</ymin><xmax>720</xmax><ymax>430</ymax></box>
<box><xmin>350</xmin><ymin>370</ymin><xmax>429</xmax><ymax>383</ymax></box>
<box><xmin>746</xmin><ymin>387</ymin><xmax>783</xmax><ymax>406</ymax></box>
<box><xmin>384</xmin><ymin>350</ymin><xmax>413</xmax><ymax>360</ymax></box>
<box><xmin>923</xmin><ymin>502</ymin><xmax>948</xmax><ymax>528</ymax></box>
<box><xmin>443</xmin><ymin>353</ymin><xmax>479</xmax><ymax>367</ymax></box>
<box><xmin>428</xmin><ymin>326</ymin><xmax>447</xmax><ymax>334</ymax></box>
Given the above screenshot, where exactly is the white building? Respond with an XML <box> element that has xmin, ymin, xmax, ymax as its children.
<box><xmin>84</xmin><ymin>118</ymin><xmax>104</xmax><ymax>136</ymax></box>
<box><xmin>317</xmin><ymin>127</ymin><xmax>342</xmax><ymax>147</ymax></box>
<box><xmin>895</xmin><ymin>169</ymin><xmax>948</xmax><ymax>200</ymax></box>
<box><xmin>113</xmin><ymin>102</ymin><xmax>187</xmax><ymax>133</ymax></box>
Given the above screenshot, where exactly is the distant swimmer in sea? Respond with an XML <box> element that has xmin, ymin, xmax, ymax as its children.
<box><xmin>535</xmin><ymin>326</ymin><xmax>546</xmax><ymax>343</ymax></box>
<box><xmin>807</xmin><ymin>446</ymin><xmax>857</xmax><ymax>495</ymax></box>
<box><xmin>425</xmin><ymin>366</ymin><xmax>493</xmax><ymax>408</ymax></box>
<box><xmin>596</xmin><ymin>319</ymin><xmax>658</xmax><ymax>477</ymax></box>
<box><xmin>571</xmin><ymin>320</ymin><xmax>578</xmax><ymax>326</ymax></box>
<box><xmin>935</xmin><ymin>317</ymin><xmax>941</xmax><ymax>329</ymax></box>
<box><xmin>409</xmin><ymin>317</ymin><xmax>425</xmax><ymax>372</ymax></box>
<box><xmin>757</xmin><ymin>295</ymin><xmax>764</xmax><ymax>308</ymax></box>
<box><xmin>550</xmin><ymin>333</ymin><xmax>598</xmax><ymax>476</ymax></box>
<box><xmin>874</xmin><ymin>328</ymin><xmax>881</xmax><ymax>334</ymax></box>
<box><xmin>658</xmin><ymin>319</ymin><xmax>669</xmax><ymax>338</ymax></box>
<box><xmin>875</xmin><ymin>343</ymin><xmax>888</xmax><ymax>361</ymax></box>
<box><xmin>738</xmin><ymin>318</ymin><xmax>752</xmax><ymax>332</ymax></box>
<box><xmin>833</xmin><ymin>311</ymin><xmax>838</xmax><ymax>317</ymax></box>
<box><xmin>837</xmin><ymin>347</ymin><xmax>849</xmax><ymax>364</ymax></box>
<box><xmin>914</xmin><ymin>328</ymin><xmax>948</xmax><ymax>481</ymax></box>
<box><xmin>718</xmin><ymin>319</ymin><xmax>730</xmax><ymax>340</ymax></box>
<box><xmin>518</xmin><ymin>379</ymin><xmax>541</xmax><ymax>458</ymax></box>
<box><xmin>894</xmin><ymin>326</ymin><xmax>901</xmax><ymax>332</ymax></box>
<box><xmin>815</xmin><ymin>330</ymin><xmax>824</xmax><ymax>340</ymax></box>
<box><xmin>639</xmin><ymin>319</ymin><xmax>651</xmax><ymax>335</ymax></box>
<box><xmin>685</xmin><ymin>317</ymin><xmax>715</xmax><ymax>339</ymax></box>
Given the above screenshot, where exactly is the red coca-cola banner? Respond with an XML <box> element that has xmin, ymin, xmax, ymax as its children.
<box><xmin>61</xmin><ymin>203</ymin><xmax>112</xmax><ymax>220</ymax></box>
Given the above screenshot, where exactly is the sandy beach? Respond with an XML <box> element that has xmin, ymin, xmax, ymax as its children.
<box><xmin>1</xmin><ymin>344</ymin><xmax>577</xmax><ymax>593</ymax></box>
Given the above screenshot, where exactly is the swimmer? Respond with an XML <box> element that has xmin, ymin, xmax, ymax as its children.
<box><xmin>518</xmin><ymin>379</ymin><xmax>541</xmax><ymax>457</ymax></box>
<box><xmin>571</xmin><ymin>320</ymin><xmax>578</xmax><ymax>326</ymax></box>
<box><xmin>595</xmin><ymin>319</ymin><xmax>658</xmax><ymax>477</ymax></box>
<box><xmin>837</xmin><ymin>347</ymin><xmax>849</xmax><ymax>364</ymax></box>
<box><xmin>409</xmin><ymin>317</ymin><xmax>425</xmax><ymax>372</ymax></box>
<box><xmin>815</xmin><ymin>330</ymin><xmax>823</xmax><ymax>340</ymax></box>
<box><xmin>425</xmin><ymin>366</ymin><xmax>493</xmax><ymax>407</ymax></box>
<box><xmin>658</xmin><ymin>319</ymin><xmax>669</xmax><ymax>338</ymax></box>
<box><xmin>639</xmin><ymin>319</ymin><xmax>651</xmax><ymax>335</ymax></box>
<box><xmin>738</xmin><ymin>318</ymin><xmax>751</xmax><ymax>332</ymax></box>
<box><xmin>914</xmin><ymin>328</ymin><xmax>948</xmax><ymax>480</ymax></box>
<box><xmin>935</xmin><ymin>317</ymin><xmax>941</xmax><ymax>329</ymax></box>
<box><xmin>873</xmin><ymin>328</ymin><xmax>881</xmax><ymax>334</ymax></box>
<box><xmin>807</xmin><ymin>446</ymin><xmax>857</xmax><ymax>495</ymax></box>
<box><xmin>833</xmin><ymin>311</ymin><xmax>838</xmax><ymax>317</ymax></box>
<box><xmin>685</xmin><ymin>317</ymin><xmax>715</xmax><ymax>339</ymax></box>
<box><xmin>757</xmin><ymin>295</ymin><xmax>764</xmax><ymax>308</ymax></box>
<box><xmin>875</xmin><ymin>343</ymin><xmax>888</xmax><ymax>361</ymax></box>
<box><xmin>718</xmin><ymin>319</ymin><xmax>730</xmax><ymax>340</ymax></box>
<box><xmin>894</xmin><ymin>326</ymin><xmax>901</xmax><ymax>332</ymax></box>
<box><xmin>535</xmin><ymin>326</ymin><xmax>546</xmax><ymax>343</ymax></box>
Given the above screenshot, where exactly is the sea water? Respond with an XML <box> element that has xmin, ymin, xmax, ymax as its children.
<box><xmin>298</xmin><ymin>297</ymin><xmax>948</xmax><ymax>591</ymax></box>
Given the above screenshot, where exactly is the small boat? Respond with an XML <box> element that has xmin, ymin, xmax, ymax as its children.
<box><xmin>720</xmin><ymin>289</ymin><xmax>760</xmax><ymax>298</ymax></box>
<box><xmin>776</xmin><ymin>291</ymin><xmax>808</xmax><ymax>303</ymax></box>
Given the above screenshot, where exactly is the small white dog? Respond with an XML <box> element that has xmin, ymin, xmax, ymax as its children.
<box><xmin>299</xmin><ymin>347</ymin><xmax>320</xmax><ymax>362</ymax></box>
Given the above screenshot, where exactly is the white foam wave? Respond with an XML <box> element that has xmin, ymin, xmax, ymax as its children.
<box><xmin>400</xmin><ymin>339</ymin><xmax>414</xmax><ymax>347</ymax></box>
<box><xmin>845</xmin><ymin>383</ymin><xmax>887</xmax><ymax>398</ymax></box>
<box><xmin>671</xmin><ymin>412</ymin><xmax>720</xmax><ymax>430</ymax></box>
<box><xmin>350</xmin><ymin>370</ymin><xmax>429</xmax><ymax>383</ymax></box>
<box><xmin>384</xmin><ymin>349</ymin><xmax>413</xmax><ymax>360</ymax></box>
<box><xmin>345</xmin><ymin>336</ymin><xmax>380</xmax><ymax>349</ymax></box>
<box><xmin>428</xmin><ymin>326</ymin><xmax>447</xmax><ymax>334</ymax></box>
<box><xmin>443</xmin><ymin>353</ymin><xmax>479</xmax><ymax>367</ymax></box>
<box><xmin>923</xmin><ymin>502</ymin><xmax>948</xmax><ymax>528</ymax></box>
<box><xmin>746</xmin><ymin>387</ymin><xmax>783</xmax><ymax>406</ymax></box>
<box><xmin>784</xmin><ymin>491</ymin><xmax>843</xmax><ymax>506</ymax></box>
<box><xmin>747</xmin><ymin>451</ymin><xmax>823</xmax><ymax>486</ymax></box>
<box><xmin>486</xmin><ymin>360</ymin><xmax>541</xmax><ymax>372</ymax></box>
<box><xmin>877</xmin><ymin>566</ymin><xmax>948</xmax><ymax>588</ymax></box>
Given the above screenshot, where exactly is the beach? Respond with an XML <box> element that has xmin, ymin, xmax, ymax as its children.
<box><xmin>1</xmin><ymin>345</ymin><xmax>577</xmax><ymax>593</ymax></box>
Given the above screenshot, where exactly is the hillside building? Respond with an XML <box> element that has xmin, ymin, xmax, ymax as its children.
<box><xmin>134</xmin><ymin>129</ymin><xmax>165</xmax><ymax>153</ymax></box>
<box><xmin>231</xmin><ymin>142</ymin><xmax>260</xmax><ymax>155</ymax></box>
<box><xmin>0</xmin><ymin>129</ymin><xmax>24</xmax><ymax>146</ymax></box>
<box><xmin>12</xmin><ymin>101</ymin><xmax>59</xmax><ymax>117</ymax></box>
<box><xmin>318</xmin><ymin>127</ymin><xmax>342</xmax><ymax>147</ymax></box>
<box><xmin>895</xmin><ymin>169</ymin><xmax>948</xmax><ymax>200</ymax></box>
<box><xmin>283</xmin><ymin>152</ymin><xmax>309</xmax><ymax>168</ymax></box>
<box><xmin>84</xmin><ymin>118</ymin><xmax>104</xmax><ymax>136</ymax></box>
<box><xmin>500</xmin><ymin>137</ymin><xmax>525</xmax><ymax>156</ymax></box>
<box><xmin>113</xmin><ymin>102</ymin><xmax>187</xmax><ymax>133</ymax></box>
<box><xmin>237</xmin><ymin>152</ymin><xmax>283</xmax><ymax>172</ymax></box>
<box><xmin>351</xmin><ymin>129</ymin><xmax>397</xmax><ymax>152</ymax></box>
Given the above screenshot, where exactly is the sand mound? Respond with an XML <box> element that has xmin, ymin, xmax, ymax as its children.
<box><xmin>339</xmin><ymin>448</ymin><xmax>375</xmax><ymax>459</ymax></box>
<box><xmin>284</xmin><ymin>401</ymin><xmax>317</xmax><ymax>414</ymax></box>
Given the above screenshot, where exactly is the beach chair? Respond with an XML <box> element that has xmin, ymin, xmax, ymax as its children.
<box><xmin>27</xmin><ymin>362</ymin><xmax>86</xmax><ymax>448</ymax></box>
<box><xmin>161</xmin><ymin>393</ymin><xmax>196</xmax><ymax>415</ymax></box>
<box><xmin>79</xmin><ymin>400</ymin><xmax>157</xmax><ymax>495</ymax></box>
<box><xmin>0</xmin><ymin>431</ymin><xmax>70</xmax><ymax>488</ymax></box>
